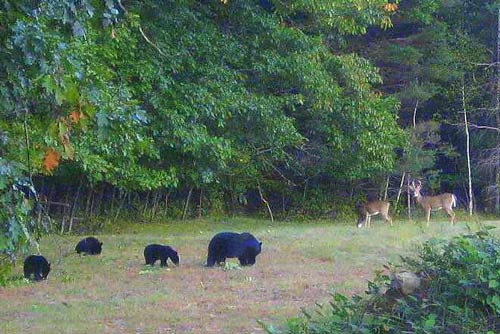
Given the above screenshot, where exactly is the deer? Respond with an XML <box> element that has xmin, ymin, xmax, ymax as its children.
<box><xmin>409</xmin><ymin>180</ymin><xmax>457</xmax><ymax>226</ymax></box>
<box><xmin>357</xmin><ymin>200</ymin><xmax>393</xmax><ymax>228</ymax></box>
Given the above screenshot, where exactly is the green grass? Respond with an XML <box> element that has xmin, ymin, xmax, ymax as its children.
<box><xmin>1</xmin><ymin>217</ymin><xmax>499</xmax><ymax>334</ymax></box>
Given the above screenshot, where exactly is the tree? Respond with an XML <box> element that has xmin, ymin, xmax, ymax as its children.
<box><xmin>0</xmin><ymin>0</ymin><xmax>407</xmax><ymax>265</ymax></box>
<box><xmin>351</xmin><ymin>0</ymin><xmax>498</xmax><ymax>212</ymax></box>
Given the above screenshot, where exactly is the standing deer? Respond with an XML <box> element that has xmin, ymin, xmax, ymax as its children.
<box><xmin>357</xmin><ymin>200</ymin><xmax>393</xmax><ymax>228</ymax></box>
<box><xmin>409</xmin><ymin>180</ymin><xmax>457</xmax><ymax>226</ymax></box>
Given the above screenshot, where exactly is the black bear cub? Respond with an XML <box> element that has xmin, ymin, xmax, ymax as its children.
<box><xmin>144</xmin><ymin>244</ymin><xmax>179</xmax><ymax>267</ymax></box>
<box><xmin>206</xmin><ymin>232</ymin><xmax>262</xmax><ymax>267</ymax></box>
<box><xmin>75</xmin><ymin>237</ymin><xmax>103</xmax><ymax>255</ymax></box>
<box><xmin>24</xmin><ymin>255</ymin><xmax>51</xmax><ymax>281</ymax></box>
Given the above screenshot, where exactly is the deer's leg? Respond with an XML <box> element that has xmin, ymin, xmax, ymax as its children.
<box><xmin>382</xmin><ymin>213</ymin><xmax>393</xmax><ymax>226</ymax></box>
<box><xmin>445</xmin><ymin>208</ymin><xmax>455</xmax><ymax>225</ymax></box>
<box><xmin>426</xmin><ymin>209</ymin><xmax>431</xmax><ymax>227</ymax></box>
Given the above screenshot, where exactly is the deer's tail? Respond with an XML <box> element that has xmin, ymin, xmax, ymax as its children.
<box><xmin>451</xmin><ymin>194</ymin><xmax>457</xmax><ymax>208</ymax></box>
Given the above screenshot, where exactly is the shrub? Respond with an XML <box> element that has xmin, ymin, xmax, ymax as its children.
<box><xmin>270</xmin><ymin>229</ymin><xmax>500</xmax><ymax>334</ymax></box>
<box><xmin>1</xmin><ymin>159</ymin><xmax>47</xmax><ymax>286</ymax></box>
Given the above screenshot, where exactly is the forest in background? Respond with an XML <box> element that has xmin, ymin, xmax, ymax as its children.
<box><xmin>1</xmin><ymin>1</ymin><xmax>499</xmax><ymax>258</ymax></box>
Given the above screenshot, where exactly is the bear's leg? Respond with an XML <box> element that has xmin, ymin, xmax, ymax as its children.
<box><xmin>23</xmin><ymin>267</ymin><xmax>31</xmax><ymax>279</ymax></box>
<box><xmin>216</xmin><ymin>255</ymin><xmax>226</xmax><ymax>265</ymax></box>
<box><xmin>34</xmin><ymin>270</ymin><xmax>43</xmax><ymax>281</ymax></box>
<box><xmin>160</xmin><ymin>256</ymin><xmax>168</xmax><ymax>267</ymax></box>
<box><xmin>145</xmin><ymin>256</ymin><xmax>156</xmax><ymax>266</ymax></box>
<box><xmin>207</xmin><ymin>249</ymin><xmax>224</xmax><ymax>266</ymax></box>
<box><xmin>206</xmin><ymin>254</ymin><xmax>216</xmax><ymax>267</ymax></box>
<box><xmin>238</xmin><ymin>257</ymin><xmax>248</xmax><ymax>266</ymax></box>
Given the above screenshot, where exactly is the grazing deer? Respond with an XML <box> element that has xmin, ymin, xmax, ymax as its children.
<box><xmin>409</xmin><ymin>180</ymin><xmax>457</xmax><ymax>226</ymax></box>
<box><xmin>357</xmin><ymin>200</ymin><xmax>393</xmax><ymax>228</ymax></box>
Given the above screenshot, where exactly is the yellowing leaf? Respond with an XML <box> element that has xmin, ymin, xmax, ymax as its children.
<box><xmin>69</xmin><ymin>111</ymin><xmax>84</xmax><ymax>124</ymax></box>
<box><xmin>42</xmin><ymin>149</ymin><xmax>60</xmax><ymax>173</ymax></box>
<box><xmin>384</xmin><ymin>3</ymin><xmax>398</xmax><ymax>12</ymax></box>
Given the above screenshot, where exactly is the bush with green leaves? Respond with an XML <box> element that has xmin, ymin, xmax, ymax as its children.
<box><xmin>0</xmin><ymin>158</ymin><xmax>44</xmax><ymax>286</ymax></box>
<box><xmin>273</xmin><ymin>230</ymin><xmax>500</xmax><ymax>334</ymax></box>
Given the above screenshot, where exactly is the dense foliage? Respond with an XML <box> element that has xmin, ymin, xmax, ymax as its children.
<box><xmin>276</xmin><ymin>230</ymin><xmax>500</xmax><ymax>334</ymax></box>
<box><xmin>0</xmin><ymin>0</ymin><xmax>404</xmax><ymax>253</ymax></box>
<box><xmin>352</xmin><ymin>0</ymin><xmax>499</xmax><ymax>207</ymax></box>
<box><xmin>0</xmin><ymin>0</ymin><xmax>499</xmax><ymax>265</ymax></box>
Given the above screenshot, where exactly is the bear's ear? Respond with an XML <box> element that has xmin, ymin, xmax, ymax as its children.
<box><xmin>48</xmin><ymin>263</ymin><xmax>51</xmax><ymax>269</ymax></box>
<box><xmin>260</xmin><ymin>242</ymin><xmax>262</xmax><ymax>246</ymax></box>
<box><xmin>100</xmin><ymin>242</ymin><xmax>103</xmax><ymax>246</ymax></box>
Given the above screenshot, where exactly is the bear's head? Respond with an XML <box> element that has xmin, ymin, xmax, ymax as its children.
<box><xmin>96</xmin><ymin>241</ymin><xmax>103</xmax><ymax>254</ymax></box>
<box><xmin>170</xmin><ymin>248</ymin><xmax>180</xmax><ymax>265</ymax></box>
<box><xmin>42</xmin><ymin>263</ymin><xmax>51</xmax><ymax>280</ymax></box>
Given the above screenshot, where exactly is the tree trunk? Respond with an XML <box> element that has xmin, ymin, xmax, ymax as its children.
<box><xmin>114</xmin><ymin>190</ymin><xmax>126</xmax><ymax>222</ymax></box>
<box><xmin>95</xmin><ymin>183</ymin><xmax>105</xmax><ymax>216</ymax></box>
<box><xmin>496</xmin><ymin>172</ymin><xmax>500</xmax><ymax>213</ymax></box>
<box><xmin>63</xmin><ymin>187</ymin><xmax>70</xmax><ymax>217</ymax></box>
<box><xmin>151</xmin><ymin>191</ymin><xmax>160</xmax><ymax>222</ymax></box>
<box><xmin>282</xmin><ymin>191</ymin><xmax>286</xmax><ymax>216</ymax></box>
<box><xmin>395</xmin><ymin>172</ymin><xmax>406</xmax><ymax>208</ymax></box>
<box><xmin>143</xmin><ymin>191</ymin><xmax>151</xmax><ymax>216</ymax></box>
<box><xmin>407</xmin><ymin>175</ymin><xmax>412</xmax><ymax>221</ymax></box>
<box><xmin>163</xmin><ymin>192</ymin><xmax>170</xmax><ymax>217</ymax></box>
<box><xmin>110</xmin><ymin>186</ymin><xmax>117</xmax><ymax>213</ymax></box>
<box><xmin>412</xmin><ymin>99</ymin><xmax>419</xmax><ymax>128</ymax></box>
<box><xmin>496</xmin><ymin>8</ymin><xmax>500</xmax><ymax>213</ymax></box>
<box><xmin>127</xmin><ymin>191</ymin><xmax>132</xmax><ymax>211</ymax></box>
<box><xmin>182</xmin><ymin>187</ymin><xmax>193</xmax><ymax>220</ymax></box>
<box><xmin>85</xmin><ymin>187</ymin><xmax>92</xmax><ymax>216</ymax></box>
<box><xmin>198</xmin><ymin>188</ymin><xmax>203</xmax><ymax>218</ymax></box>
<box><xmin>462</xmin><ymin>83</ymin><xmax>474</xmax><ymax>215</ymax></box>
<box><xmin>258</xmin><ymin>184</ymin><xmax>274</xmax><ymax>222</ymax></box>
<box><xmin>68</xmin><ymin>179</ymin><xmax>83</xmax><ymax>233</ymax></box>
<box><xmin>89</xmin><ymin>190</ymin><xmax>95</xmax><ymax>217</ymax></box>
<box><xmin>302</xmin><ymin>180</ymin><xmax>308</xmax><ymax>201</ymax></box>
<box><xmin>383</xmin><ymin>175</ymin><xmax>390</xmax><ymax>201</ymax></box>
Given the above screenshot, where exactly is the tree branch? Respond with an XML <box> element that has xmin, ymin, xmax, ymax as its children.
<box><xmin>467</xmin><ymin>123</ymin><xmax>500</xmax><ymax>132</ymax></box>
<box><xmin>118</xmin><ymin>0</ymin><xmax>167</xmax><ymax>57</ymax></box>
<box><xmin>138</xmin><ymin>25</ymin><xmax>167</xmax><ymax>57</ymax></box>
<box><xmin>257</xmin><ymin>184</ymin><xmax>274</xmax><ymax>222</ymax></box>
<box><xmin>448</xmin><ymin>121</ymin><xmax>500</xmax><ymax>133</ymax></box>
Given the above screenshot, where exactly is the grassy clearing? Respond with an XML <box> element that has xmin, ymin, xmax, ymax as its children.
<box><xmin>1</xmin><ymin>217</ymin><xmax>499</xmax><ymax>334</ymax></box>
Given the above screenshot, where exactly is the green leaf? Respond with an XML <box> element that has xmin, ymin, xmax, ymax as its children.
<box><xmin>490</xmin><ymin>295</ymin><xmax>500</xmax><ymax>309</ymax></box>
<box><xmin>424</xmin><ymin>313</ymin><xmax>436</xmax><ymax>329</ymax></box>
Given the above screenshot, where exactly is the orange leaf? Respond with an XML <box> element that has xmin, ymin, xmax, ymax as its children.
<box><xmin>69</xmin><ymin>111</ymin><xmax>84</xmax><ymax>124</ymax></box>
<box><xmin>384</xmin><ymin>3</ymin><xmax>398</xmax><ymax>12</ymax></box>
<box><xmin>42</xmin><ymin>148</ymin><xmax>60</xmax><ymax>172</ymax></box>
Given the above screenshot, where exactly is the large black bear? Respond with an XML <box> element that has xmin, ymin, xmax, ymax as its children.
<box><xmin>144</xmin><ymin>244</ymin><xmax>179</xmax><ymax>267</ymax></box>
<box><xmin>24</xmin><ymin>255</ymin><xmax>51</xmax><ymax>281</ymax></box>
<box><xmin>75</xmin><ymin>237</ymin><xmax>103</xmax><ymax>255</ymax></box>
<box><xmin>206</xmin><ymin>232</ymin><xmax>262</xmax><ymax>267</ymax></box>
